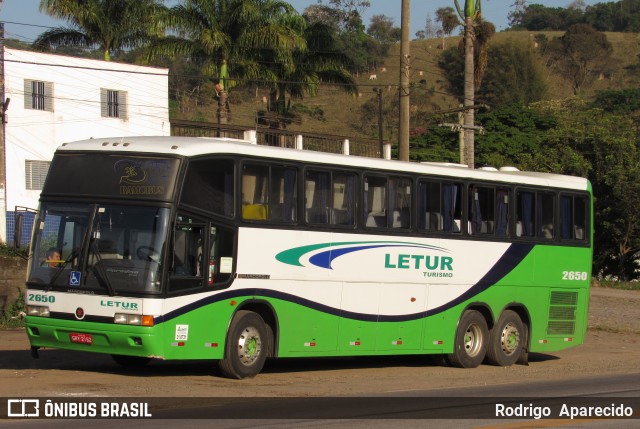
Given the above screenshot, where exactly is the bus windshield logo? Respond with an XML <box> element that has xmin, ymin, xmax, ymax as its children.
<box><xmin>114</xmin><ymin>159</ymin><xmax>165</xmax><ymax>196</ymax></box>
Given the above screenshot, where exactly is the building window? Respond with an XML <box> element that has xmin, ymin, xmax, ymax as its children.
<box><xmin>100</xmin><ymin>89</ymin><xmax>128</xmax><ymax>119</ymax></box>
<box><xmin>24</xmin><ymin>80</ymin><xmax>53</xmax><ymax>111</ymax></box>
<box><xmin>25</xmin><ymin>160</ymin><xmax>51</xmax><ymax>190</ymax></box>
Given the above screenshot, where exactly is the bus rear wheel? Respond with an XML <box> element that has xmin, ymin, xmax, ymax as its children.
<box><xmin>447</xmin><ymin>310</ymin><xmax>489</xmax><ymax>368</ymax></box>
<box><xmin>219</xmin><ymin>310</ymin><xmax>268</xmax><ymax>379</ymax></box>
<box><xmin>486</xmin><ymin>310</ymin><xmax>525</xmax><ymax>366</ymax></box>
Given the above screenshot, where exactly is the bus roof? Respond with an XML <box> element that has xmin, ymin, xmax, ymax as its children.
<box><xmin>57</xmin><ymin>136</ymin><xmax>589</xmax><ymax>191</ymax></box>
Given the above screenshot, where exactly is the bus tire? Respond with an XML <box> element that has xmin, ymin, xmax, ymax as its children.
<box><xmin>447</xmin><ymin>310</ymin><xmax>489</xmax><ymax>368</ymax></box>
<box><xmin>111</xmin><ymin>354</ymin><xmax>151</xmax><ymax>368</ymax></box>
<box><xmin>219</xmin><ymin>310</ymin><xmax>268</xmax><ymax>379</ymax></box>
<box><xmin>486</xmin><ymin>310</ymin><xmax>525</xmax><ymax>366</ymax></box>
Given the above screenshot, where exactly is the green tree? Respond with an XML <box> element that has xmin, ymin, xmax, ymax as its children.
<box><xmin>34</xmin><ymin>0</ymin><xmax>166</xmax><ymax>61</ymax></box>
<box><xmin>475</xmin><ymin>103</ymin><xmax>559</xmax><ymax>169</ymax></box>
<box><xmin>303</xmin><ymin>2</ymin><xmax>383</xmax><ymax>74</ymax></box>
<box><xmin>584</xmin><ymin>0</ymin><xmax>640</xmax><ymax>32</ymax></box>
<box><xmin>260</xmin><ymin>20</ymin><xmax>357</xmax><ymax>132</ymax></box>
<box><xmin>591</xmin><ymin>88</ymin><xmax>640</xmax><ymax>115</ymax></box>
<box><xmin>148</xmin><ymin>0</ymin><xmax>306</xmax><ymax>125</ymax></box>
<box><xmin>367</xmin><ymin>15</ymin><xmax>400</xmax><ymax>46</ymax></box>
<box><xmin>478</xmin><ymin>39</ymin><xmax>548</xmax><ymax>108</ymax></box>
<box><xmin>508</xmin><ymin>3</ymin><xmax>583</xmax><ymax>31</ymax></box>
<box><xmin>547</xmin><ymin>24</ymin><xmax>612</xmax><ymax>95</ymax></box>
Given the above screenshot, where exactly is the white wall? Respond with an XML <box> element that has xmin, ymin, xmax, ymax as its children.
<box><xmin>2</xmin><ymin>48</ymin><xmax>169</xmax><ymax>242</ymax></box>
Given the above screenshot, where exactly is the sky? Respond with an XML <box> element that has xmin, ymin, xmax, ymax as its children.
<box><xmin>1</xmin><ymin>0</ymin><xmax>604</xmax><ymax>43</ymax></box>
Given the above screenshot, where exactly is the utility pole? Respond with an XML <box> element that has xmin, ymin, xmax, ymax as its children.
<box><xmin>374</xmin><ymin>88</ymin><xmax>384</xmax><ymax>159</ymax></box>
<box><xmin>0</xmin><ymin>8</ymin><xmax>7</xmax><ymax>244</ymax></box>
<box><xmin>398</xmin><ymin>0</ymin><xmax>410</xmax><ymax>162</ymax></box>
<box><xmin>437</xmin><ymin>104</ymin><xmax>486</xmax><ymax>165</ymax></box>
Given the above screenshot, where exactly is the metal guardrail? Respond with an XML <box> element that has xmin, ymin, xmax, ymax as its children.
<box><xmin>171</xmin><ymin>120</ymin><xmax>381</xmax><ymax>158</ymax></box>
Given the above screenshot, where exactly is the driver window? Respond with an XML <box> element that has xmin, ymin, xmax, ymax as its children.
<box><xmin>169</xmin><ymin>218</ymin><xmax>206</xmax><ymax>294</ymax></box>
<box><xmin>173</xmin><ymin>225</ymin><xmax>203</xmax><ymax>277</ymax></box>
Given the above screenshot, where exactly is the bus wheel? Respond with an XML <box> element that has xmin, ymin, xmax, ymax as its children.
<box><xmin>486</xmin><ymin>310</ymin><xmax>525</xmax><ymax>366</ymax></box>
<box><xmin>111</xmin><ymin>355</ymin><xmax>151</xmax><ymax>368</ymax></box>
<box><xmin>447</xmin><ymin>310</ymin><xmax>489</xmax><ymax>368</ymax></box>
<box><xmin>219</xmin><ymin>310</ymin><xmax>268</xmax><ymax>379</ymax></box>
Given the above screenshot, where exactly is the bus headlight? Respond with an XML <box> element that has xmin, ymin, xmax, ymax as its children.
<box><xmin>114</xmin><ymin>313</ymin><xmax>154</xmax><ymax>326</ymax></box>
<box><xmin>27</xmin><ymin>305</ymin><xmax>50</xmax><ymax>317</ymax></box>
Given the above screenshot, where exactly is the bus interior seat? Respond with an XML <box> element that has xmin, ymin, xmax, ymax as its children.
<box><xmin>427</xmin><ymin>212</ymin><xmax>442</xmax><ymax>231</ymax></box>
<box><xmin>392</xmin><ymin>210</ymin><xmax>409</xmax><ymax>228</ymax></box>
<box><xmin>306</xmin><ymin>207</ymin><xmax>328</xmax><ymax>223</ymax></box>
<box><xmin>332</xmin><ymin>208</ymin><xmax>351</xmax><ymax>225</ymax></box>
<box><xmin>366</xmin><ymin>211</ymin><xmax>386</xmax><ymax>227</ymax></box>
<box><xmin>242</xmin><ymin>204</ymin><xmax>267</xmax><ymax>220</ymax></box>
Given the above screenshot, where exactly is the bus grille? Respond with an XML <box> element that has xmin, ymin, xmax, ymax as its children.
<box><xmin>547</xmin><ymin>291</ymin><xmax>578</xmax><ymax>335</ymax></box>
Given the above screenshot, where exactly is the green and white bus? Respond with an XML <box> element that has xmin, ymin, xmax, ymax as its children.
<box><xmin>22</xmin><ymin>136</ymin><xmax>592</xmax><ymax>379</ymax></box>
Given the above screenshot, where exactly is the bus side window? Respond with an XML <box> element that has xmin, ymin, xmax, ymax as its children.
<box><xmin>495</xmin><ymin>189</ymin><xmax>509</xmax><ymax>237</ymax></box>
<box><xmin>516</xmin><ymin>191</ymin><xmax>535</xmax><ymax>237</ymax></box>
<box><xmin>172</xmin><ymin>225</ymin><xmax>203</xmax><ymax>277</ymax></box>
<box><xmin>270</xmin><ymin>166</ymin><xmax>297</xmax><ymax>222</ymax></box>
<box><xmin>390</xmin><ymin>177</ymin><xmax>411</xmax><ymax>229</ymax></box>
<box><xmin>469</xmin><ymin>185</ymin><xmax>496</xmax><ymax>235</ymax></box>
<box><xmin>561</xmin><ymin>194</ymin><xmax>588</xmax><ymax>241</ymax></box>
<box><xmin>242</xmin><ymin>164</ymin><xmax>269</xmax><ymax>220</ymax></box>
<box><xmin>364</xmin><ymin>176</ymin><xmax>387</xmax><ymax>228</ymax></box>
<box><xmin>574</xmin><ymin>196</ymin><xmax>588</xmax><ymax>240</ymax></box>
<box><xmin>305</xmin><ymin>170</ymin><xmax>330</xmax><ymax>224</ymax></box>
<box><xmin>537</xmin><ymin>193</ymin><xmax>555</xmax><ymax>239</ymax></box>
<box><xmin>208</xmin><ymin>224</ymin><xmax>234</xmax><ymax>286</ymax></box>
<box><xmin>442</xmin><ymin>183</ymin><xmax>461</xmax><ymax>233</ymax></box>
<box><xmin>332</xmin><ymin>173</ymin><xmax>355</xmax><ymax>226</ymax></box>
<box><xmin>418</xmin><ymin>181</ymin><xmax>441</xmax><ymax>232</ymax></box>
<box><xmin>241</xmin><ymin>163</ymin><xmax>296</xmax><ymax>223</ymax></box>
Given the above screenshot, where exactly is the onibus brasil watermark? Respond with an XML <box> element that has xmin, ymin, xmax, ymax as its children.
<box><xmin>7</xmin><ymin>399</ymin><xmax>151</xmax><ymax>418</ymax></box>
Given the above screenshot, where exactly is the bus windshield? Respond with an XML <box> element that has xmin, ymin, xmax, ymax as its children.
<box><xmin>28</xmin><ymin>203</ymin><xmax>170</xmax><ymax>295</ymax></box>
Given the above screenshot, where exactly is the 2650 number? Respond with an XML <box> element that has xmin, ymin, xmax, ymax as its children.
<box><xmin>28</xmin><ymin>293</ymin><xmax>55</xmax><ymax>303</ymax></box>
<box><xmin>562</xmin><ymin>271</ymin><xmax>588</xmax><ymax>281</ymax></box>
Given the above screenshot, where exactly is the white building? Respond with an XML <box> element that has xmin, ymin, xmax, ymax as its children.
<box><xmin>0</xmin><ymin>48</ymin><xmax>169</xmax><ymax>243</ymax></box>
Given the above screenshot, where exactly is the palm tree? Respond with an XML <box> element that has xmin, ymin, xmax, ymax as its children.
<box><xmin>454</xmin><ymin>0</ymin><xmax>482</xmax><ymax>168</ymax></box>
<box><xmin>34</xmin><ymin>0</ymin><xmax>166</xmax><ymax>61</ymax></box>
<box><xmin>147</xmin><ymin>0</ymin><xmax>307</xmax><ymax>125</ymax></box>
<box><xmin>261</xmin><ymin>20</ymin><xmax>358</xmax><ymax>134</ymax></box>
<box><xmin>435</xmin><ymin>7</ymin><xmax>460</xmax><ymax>49</ymax></box>
<box><xmin>457</xmin><ymin>18</ymin><xmax>495</xmax><ymax>90</ymax></box>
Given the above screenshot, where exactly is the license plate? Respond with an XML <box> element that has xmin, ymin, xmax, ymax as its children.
<box><xmin>70</xmin><ymin>332</ymin><xmax>93</xmax><ymax>345</ymax></box>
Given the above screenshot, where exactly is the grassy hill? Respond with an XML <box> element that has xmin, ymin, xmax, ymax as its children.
<box><xmin>173</xmin><ymin>30</ymin><xmax>640</xmax><ymax>141</ymax></box>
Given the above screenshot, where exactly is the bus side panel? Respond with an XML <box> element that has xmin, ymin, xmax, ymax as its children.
<box><xmin>530</xmin><ymin>245</ymin><xmax>591</xmax><ymax>352</ymax></box>
<box><xmin>275</xmin><ymin>298</ymin><xmax>340</xmax><ymax>354</ymax></box>
<box><xmin>158</xmin><ymin>299</ymin><xmax>236</xmax><ymax>360</ymax></box>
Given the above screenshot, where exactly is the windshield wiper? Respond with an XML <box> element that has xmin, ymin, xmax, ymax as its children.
<box><xmin>90</xmin><ymin>239</ymin><xmax>116</xmax><ymax>296</ymax></box>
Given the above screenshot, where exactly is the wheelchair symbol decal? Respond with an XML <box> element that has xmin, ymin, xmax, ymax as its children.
<box><xmin>69</xmin><ymin>271</ymin><xmax>81</xmax><ymax>286</ymax></box>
